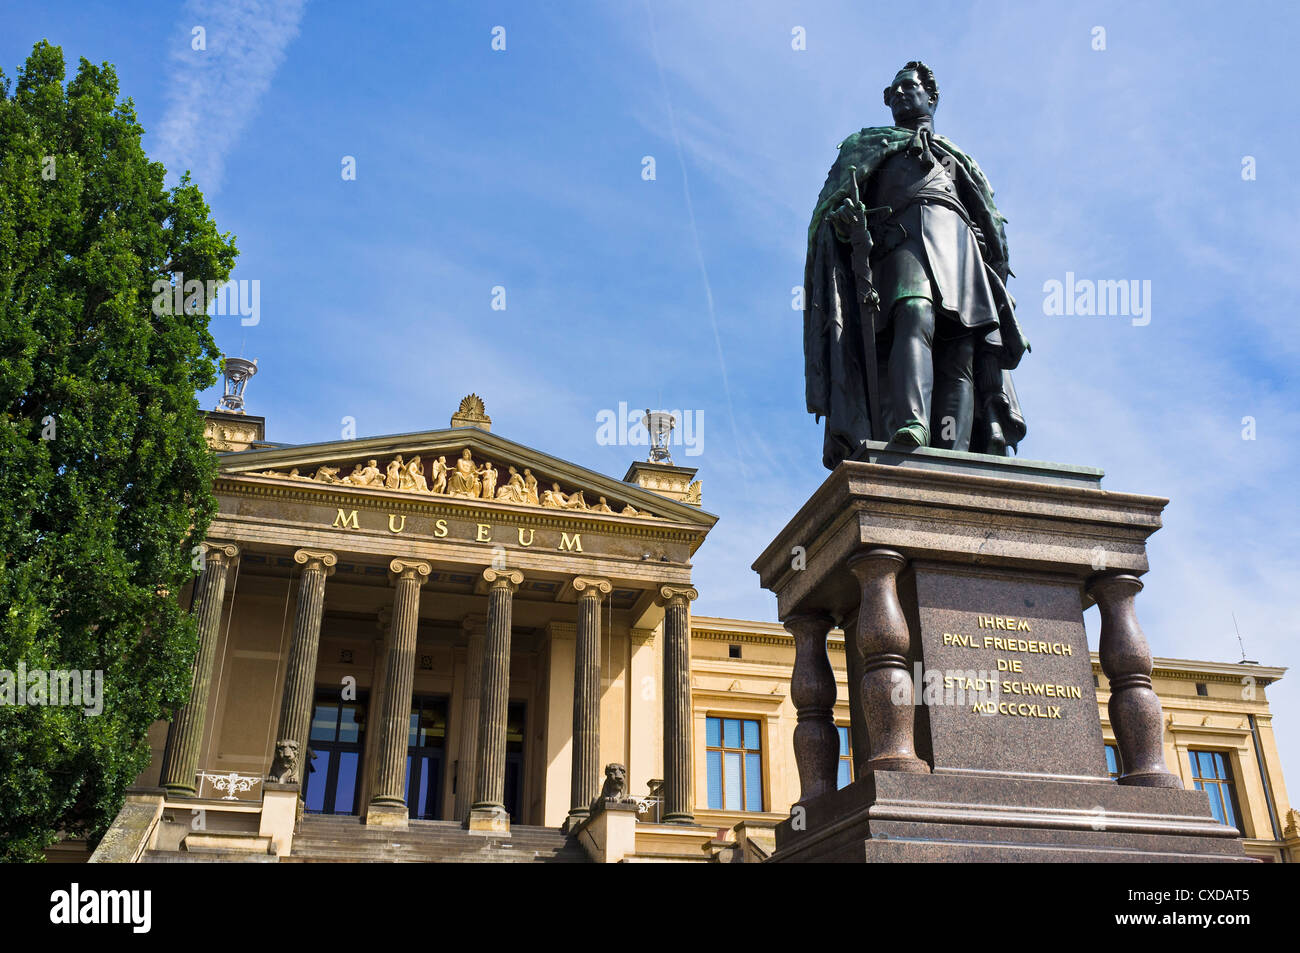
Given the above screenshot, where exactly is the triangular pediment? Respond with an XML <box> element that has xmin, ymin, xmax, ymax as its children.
<box><xmin>215</xmin><ymin>427</ymin><xmax>716</xmax><ymax>528</ymax></box>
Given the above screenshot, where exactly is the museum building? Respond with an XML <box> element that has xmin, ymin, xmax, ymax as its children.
<box><xmin>82</xmin><ymin>391</ymin><xmax>1299</xmax><ymax>863</ymax></box>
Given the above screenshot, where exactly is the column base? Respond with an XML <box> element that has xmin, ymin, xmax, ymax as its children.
<box><xmin>465</xmin><ymin>805</ymin><xmax>511</xmax><ymax>835</ymax></box>
<box><xmin>162</xmin><ymin>783</ymin><xmax>197</xmax><ymax>798</ymax></box>
<box><xmin>1119</xmin><ymin>770</ymin><xmax>1184</xmax><ymax>789</ymax></box>
<box><xmin>865</xmin><ymin>755</ymin><xmax>930</xmax><ymax>774</ymax></box>
<box><xmin>363</xmin><ymin>801</ymin><xmax>409</xmax><ymax>828</ymax></box>
<box><xmin>662</xmin><ymin>813</ymin><xmax>696</xmax><ymax>825</ymax></box>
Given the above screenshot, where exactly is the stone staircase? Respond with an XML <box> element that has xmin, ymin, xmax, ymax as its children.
<box><xmin>283</xmin><ymin>814</ymin><xmax>591</xmax><ymax>863</ymax></box>
<box><xmin>140</xmin><ymin>813</ymin><xmax>591</xmax><ymax>862</ymax></box>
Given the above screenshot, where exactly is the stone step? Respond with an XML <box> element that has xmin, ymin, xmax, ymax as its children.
<box><xmin>620</xmin><ymin>852</ymin><xmax>711</xmax><ymax>863</ymax></box>
<box><xmin>292</xmin><ymin>833</ymin><xmax>575</xmax><ymax>849</ymax></box>
<box><xmin>141</xmin><ymin>850</ymin><xmax>280</xmax><ymax>863</ymax></box>
<box><xmin>288</xmin><ymin>814</ymin><xmax>590</xmax><ymax>863</ymax></box>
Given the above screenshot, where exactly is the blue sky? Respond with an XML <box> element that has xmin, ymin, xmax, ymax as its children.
<box><xmin>6</xmin><ymin>1</ymin><xmax>1298</xmax><ymax>777</ymax></box>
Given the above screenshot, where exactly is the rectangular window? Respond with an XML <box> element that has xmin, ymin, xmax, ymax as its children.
<box><xmin>1195</xmin><ymin>682</ymin><xmax>1209</xmax><ymax>697</ymax></box>
<box><xmin>1104</xmin><ymin>744</ymin><xmax>1122</xmax><ymax>779</ymax></box>
<box><xmin>837</xmin><ymin>726</ymin><xmax>853</xmax><ymax>789</ymax></box>
<box><xmin>705</xmin><ymin>716</ymin><xmax>763</xmax><ymax>811</ymax></box>
<box><xmin>1187</xmin><ymin>749</ymin><xmax>1241</xmax><ymax>830</ymax></box>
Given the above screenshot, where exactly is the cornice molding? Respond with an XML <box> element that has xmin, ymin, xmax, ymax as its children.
<box><xmin>215</xmin><ymin>477</ymin><xmax>706</xmax><ymax>544</ymax></box>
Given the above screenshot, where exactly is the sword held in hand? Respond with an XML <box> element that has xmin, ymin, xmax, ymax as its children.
<box><xmin>836</xmin><ymin>165</ymin><xmax>893</xmax><ymax>443</ymax></box>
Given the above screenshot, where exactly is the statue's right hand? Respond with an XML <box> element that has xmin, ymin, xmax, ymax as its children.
<box><xmin>830</xmin><ymin>197</ymin><xmax>868</xmax><ymax>243</ymax></box>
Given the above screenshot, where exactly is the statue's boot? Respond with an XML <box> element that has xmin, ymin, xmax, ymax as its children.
<box><xmin>891</xmin><ymin>421</ymin><xmax>930</xmax><ymax>447</ymax></box>
<box><xmin>983</xmin><ymin>412</ymin><xmax>1007</xmax><ymax>456</ymax></box>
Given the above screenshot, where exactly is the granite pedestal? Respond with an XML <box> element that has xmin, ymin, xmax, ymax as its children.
<box><xmin>753</xmin><ymin>442</ymin><xmax>1249</xmax><ymax>862</ymax></box>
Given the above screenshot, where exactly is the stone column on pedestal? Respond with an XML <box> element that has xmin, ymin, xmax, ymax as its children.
<box><xmin>359</xmin><ymin>606</ymin><xmax>391</xmax><ymax>811</ymax></box>
<box><xmin>847</xmin><ymin>549</ymin><xmax>928</xmax><ymax>774</ymax></box>
<box><xmin>566</xmin><ymin>576</ymin><xmax>612</xmax><ymax>831</ymax></box>
<box><xmin>1088</xmin><ymin>572</ymin><xmax>1181</xmax><ymax>789</ymax></box>
<box><xmin>453</xmin><ymin>614</ymin><xmax>486</xmax><ymax>821</ymax></box>
<box><xmin>467</xmin><ymin>568</ymin><xmax>523</xmax><ymax>833</ymax></box>
<box><xmin>365</xmin><ymin>558</ymin><xmax>431</xmax><ymax>827</ymax></box>
<box><xmin>658</xmin><ymin>584</ymin><xmax>698</xmax><ymax>824</ymax></box>
<box><xmin>786</xmin><ymin>610</ymin><xmax>839</xmax><ymax>801</ymax></box>
<box><xmin>266</xmin><ymin>550</ymin><xmax>337</xmax><ymax>785</ymax></box>
<box><xmin>840</xmin><ymin>609</ymin><xmax>870</xmax><ymax>777</ymax></box>
<box><xmin>162</xmin><ymin>542</ymin><xmax>240</xmax><ymax>796</ymax></box>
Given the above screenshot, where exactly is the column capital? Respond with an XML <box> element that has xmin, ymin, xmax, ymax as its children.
<box><xmin>294</xmin><ymin>548</ymin><xmax>338</xmax><ymax>575</ymax></box>
<box><xmin>483</xmin><ymin>567</ymin><xmax>523</xmax><ymax>592</ymax></box>
<box><xmin>846</xmin><ymin>547</ymin><xmax>905</xmax><ymax>581</ymax></box>
<box><xmin>1086</xmin><ymin>571</ymin><xmax>1144</xmax><ymax>601</ymax></box>
<box><xmin>782</xmin><ymin>609</ymin><xmax>835</xmax><ymax>632</ymax></box>
<box><xmin>563</xmin><ymin>575</ymin><xmax>612</xmax><ymax>602</ymax></box>
<box><xmin>201</xmin><ymin>541</ymin><xmax>241</xmax><ymax>563</ymax></box>
<box><xmin>461</xmin><ymin>613</ymin><xmax>487</xmax><ymax>637</ymax></box>
<box><xmin>656</xmin><ymin>584</ymin><xmax>698</xmax><ymax>608</ymax></box>
<box><xmin>389</xmin><ymin>558</ymin><xmax>432</xmax><ymax>584</ymax></box>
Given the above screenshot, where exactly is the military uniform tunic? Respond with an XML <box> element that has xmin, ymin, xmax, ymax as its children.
<box><xmin>866</xmin><ymin>145</ymin><xmax>1002</xmax><ymax>338</ymax></box>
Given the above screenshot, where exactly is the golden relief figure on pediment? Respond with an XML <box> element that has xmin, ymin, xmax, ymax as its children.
<box><xmin>252</xmin><ymin>447</ymin><xmax>661</xmax><ymax>519</ymax></box>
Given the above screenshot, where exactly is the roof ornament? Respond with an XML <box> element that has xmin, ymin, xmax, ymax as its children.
<box><xmin>217</xmin><ymin>357</ymin><xmax>258</xmax><ymax>413</ymax></box>
<box><xmin>451</xmin><ymin>393</ymin><xmax>492</xmax><ymax>431</ymax></box>
<box><xmin>644</xmin><ymin>409</ymin><xmax>675</xmax><ymax>465</ymax></box>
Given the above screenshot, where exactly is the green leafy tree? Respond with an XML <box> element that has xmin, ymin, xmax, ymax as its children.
<box><xmin>0</xmin><ymin>41</ymin><xmax>237</xmax><ymax>861</ymax></box>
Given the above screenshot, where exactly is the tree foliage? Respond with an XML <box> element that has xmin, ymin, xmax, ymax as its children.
<box><xmin>0</xmin><ymin>41</ymin><xmax>237</xmax><ymax>861</ymax></box>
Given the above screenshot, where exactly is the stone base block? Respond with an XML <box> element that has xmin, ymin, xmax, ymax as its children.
<box><xmin>571</xmin><ymin>800</ymin><xmax>639</xmax><ymax>862</ymax></box>
<box><xmin>770</xmin><ymin>771</ymin><xmax>1252</xmax><ymax>863</ymax></box>
<box><xmin>466</xmin><ymin>805</ymin><xmax>511</xmax><ymax>835</ymax></box>
<box><xmin>183</xmin><ymin>831</ymin><xmax>275</xmax><ymax>855</ymax></box>
<box><xmin>363</xmin><ymin>802</ymin><xmax>410</xmax><ymax>829</ymax></box>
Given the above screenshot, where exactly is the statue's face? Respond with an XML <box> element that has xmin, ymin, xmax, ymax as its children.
<box><xmin>886</xmin><ymin>70</ymin><xmax>934</xmax><ymax>123</ymax></box>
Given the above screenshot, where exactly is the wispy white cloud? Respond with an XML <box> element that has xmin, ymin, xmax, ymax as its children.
<box><xmin>154</xmin><ymin>0</ymin><xmax>307</xmax><ymax>192</ymax></box>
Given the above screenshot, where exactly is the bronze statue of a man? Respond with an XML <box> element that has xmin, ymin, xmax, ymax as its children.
<box><xmin>804</xmin><ymin>61</ymin><xmax>1029</xmax><ymax>468</ymax></box>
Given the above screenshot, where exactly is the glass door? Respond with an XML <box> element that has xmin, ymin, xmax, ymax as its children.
<box><xmin>406</xmin><ymin>695</ymin><xmax>449</xmax><ymax>819</ymax></box>
<box><xmin>503</xmin><ymin>701</ymin><xmax>525</xmax><ymax>822</ymax></box>
<box><xmin>303</xmin><ymin>691</ymin><xmax>367</xmax><ymax>815</ymax></box>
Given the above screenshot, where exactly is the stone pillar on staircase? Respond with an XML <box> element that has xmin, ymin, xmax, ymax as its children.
<box><xmin>467</xmin><ymin>568</ymin><xmax>523</xmax><ymax>834</ymax></box>
<box><xmin>162</xmin><ymin>542</ymin><xmax>240</xmax><ymax>796</ymax></box>
<box><xmin>364</xmin><ymin>558</ymin><xmax>430</xmax><ymax>827</ymax></box>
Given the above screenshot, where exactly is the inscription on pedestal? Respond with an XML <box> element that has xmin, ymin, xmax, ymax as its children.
<box><xmin>910</xmin><ymin>565</ymin><xmax>1109</xmax><ymax>780</ymax></box>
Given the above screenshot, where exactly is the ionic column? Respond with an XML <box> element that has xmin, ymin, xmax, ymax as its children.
<box><xmin>467</xmin><ymin>568</ymin><xmax>523</xmax><ymax>833</ymax></box>
<box><xmin>266</xmin><ymin>550</ymin><xmax>336</xmax><ymax>785</ymax></box>
<box><xmin>847</xmin><ymin>549</ymin><xmax>928</xmax><ymax>773</ymax></box>
<box><xmin>567</xmin><ymin>576</ymin><xmax>612</xmax><ymax>830</ymax></box>
<box><xmin>659</xmin><ymin>585</ymin><xmax>698</xmax><ymax>824</ymax></box>
<box><xmin>786</xmin><ymin>610</ymin><xmax>839</xmax><ymax>801</ymax></box>
<box><xmin>162</xmin><ymin>542</ymin><xmax>240</xmax><ymax>796</ymax></box>
<box><xmin>365</xmin><ymin>558</ymin><xmax>430</xmax><ymax>826</ymax></box>
<box><xmin>359</xmin><ymin>606</ymin><xmax>392</xmax><ymax>810</ymax></box>
<box><xmin>1089</xmin><ymin>573</ymin><xmax>1180</xmax><ymax>788</ymax></box>
<box><xmin>453</xmin><ymin>614</ymin><xmax>486</xmax><ymax>821</ymax></box>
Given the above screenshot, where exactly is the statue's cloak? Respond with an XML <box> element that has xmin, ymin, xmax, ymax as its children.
<box><xmin>804</xmin><ymin>126</ymin><xmax>1028</xmax><ymax>468</ymax></box>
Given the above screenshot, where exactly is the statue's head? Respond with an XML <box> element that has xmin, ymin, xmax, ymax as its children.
<box><xmin>883</xmin><ymin>60</ymin><xmax>938</xmax><ymax>122</ymax></box>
